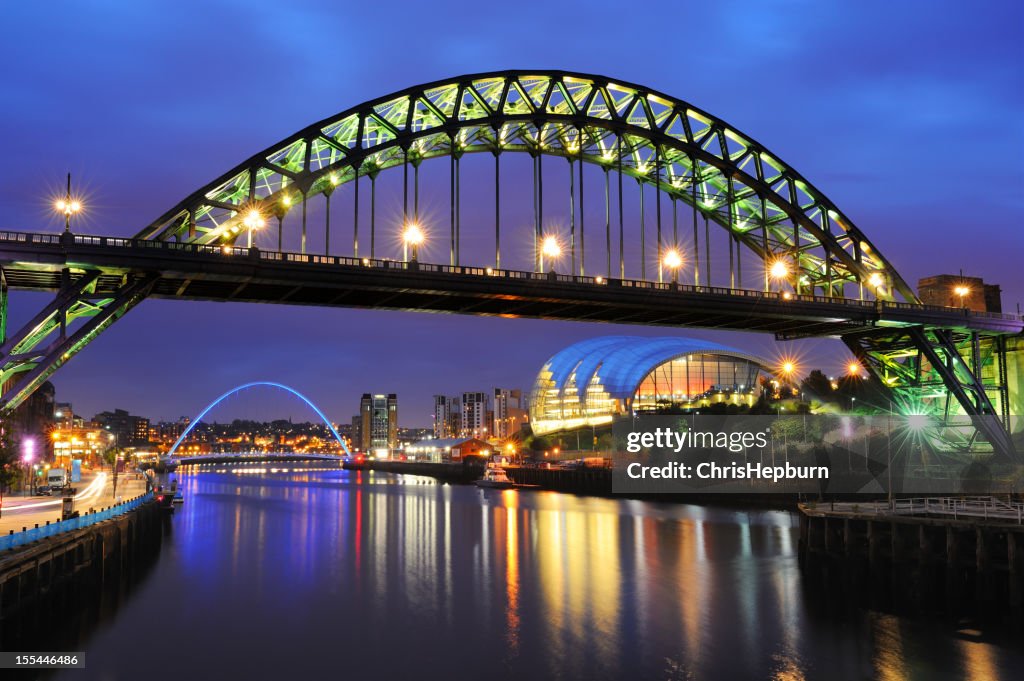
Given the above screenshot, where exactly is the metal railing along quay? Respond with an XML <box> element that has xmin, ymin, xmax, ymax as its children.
<box><xmin>803</xmin><ymin>496</ymin><xmax>1024</xmax><ymax>525</ymax></box>
<box><xmin>0</xmin><ymin>492</ymin><xmax>154</xmax><ymax>552</ymax></box>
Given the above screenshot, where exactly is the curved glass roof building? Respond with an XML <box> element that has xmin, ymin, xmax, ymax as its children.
<box><xmin>529</xmin><ymin>336</ymin><xmax>773</xmax><ymax>435</ymax></box>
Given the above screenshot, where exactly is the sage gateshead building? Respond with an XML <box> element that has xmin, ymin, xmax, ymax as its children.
<box><xmin>529</xmin><ymin>336</ymin><xmax>775</xmax><ymax>436</ymax></box>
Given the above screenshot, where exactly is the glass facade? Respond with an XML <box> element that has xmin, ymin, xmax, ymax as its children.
<box><xmin>529</xmin><ymin>336</ymin><xmax>772</xmax><ymax>435</ymax></box>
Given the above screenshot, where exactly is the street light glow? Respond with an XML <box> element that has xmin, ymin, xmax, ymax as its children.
<box><xmin>55</xmin><ymin>198</ymin><xmax>82</xmax><ymax>215</ymax></box>
<box><xmin>769</xmin><ymin>259</ymin><xmax>790</xmax><ymax>280</ymax></box>
<box><xmin>542</xmin><ymin>235</ymin><xmax>561</xmax><ymax>258</ymax></box>
<box><xmin>847</xmin><ymin>360</ymin><xmax>862</xmax><ymax>377</ymax></box>
<box><xmin>662</xmin><ymin>248</ymin><xmax>683</xmax><ymax>270</ymax></box>
<box><xmin>954</xmin><ymin>285</ymin><xmax>970</xmax><ymax>298</ymax></box>
<box><xmin>868</xmin><ymin>272</ymin><xmax>884</xmax><ymax>289</ymax></box>
<box><xmin>403</xmin><ymin>223</ymin><xmax>425</xmax><ymax>246</ymax></box>
<box><xmin>242</xmin><ymin>210</ymin><xmax>265</xmax><ymax>230</ymax></box>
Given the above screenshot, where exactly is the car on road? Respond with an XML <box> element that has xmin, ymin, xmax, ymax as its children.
<box><xmin>34</xmin><ymin>485</ymin><xmax>53</xmax><ymax>496</ymax></box>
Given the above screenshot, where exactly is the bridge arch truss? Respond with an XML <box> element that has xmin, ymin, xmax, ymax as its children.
<box><xmin>139</xmin><ymin>71</ymin><xmax>915</xmax><ymax>302</ymax></box>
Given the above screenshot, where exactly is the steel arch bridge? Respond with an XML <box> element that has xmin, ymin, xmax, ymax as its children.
<box><xmin>138</xmin><ymin>70</ymin><xmax>911</xmax><ymax>301</ymax></box>
<box><xmin>0</xmin><ymin>71</ymin><xmax>1020</xmax><ymax>460</ymax></box>
<box><xmin>167</xmin><ymin>381</ymin><xmax>350</xmax><ymax>457</ymax></box>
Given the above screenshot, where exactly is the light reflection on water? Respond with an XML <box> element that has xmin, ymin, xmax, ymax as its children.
<box><xmin>53</xmin><ymin>465</ymin><xmax>1024</xmax><ymax>681</ymax></box>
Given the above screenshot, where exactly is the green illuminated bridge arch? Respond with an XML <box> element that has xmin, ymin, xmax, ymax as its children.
<box><xmin>138</xmin><ymin>70</ymin><xmax>914</xmax><ymax>302</ymax></box>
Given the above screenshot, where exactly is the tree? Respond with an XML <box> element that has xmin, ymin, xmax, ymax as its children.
<box><xmin>526</xmin><ymin>435</ymin><xmax>551</xmax><ymax>453</ymax></box>
<box><xmin>0</xmin><ymin>421</ymin><xmax>20</xmax><ymax>511</ymax></box>
<box><xmin>800</xmin><ymin>369</ymin><xmax>835</xmax><ymax>403</ymax></box>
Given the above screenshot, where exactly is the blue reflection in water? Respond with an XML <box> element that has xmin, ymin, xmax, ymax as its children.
<box><xmin>52</xmin><ymin>466</ymin><xmax>1024</xmax><ymax>681</ymax></box>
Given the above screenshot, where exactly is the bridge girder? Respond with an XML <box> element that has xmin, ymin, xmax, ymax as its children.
<box><xmin>843</xmin><ymin>326</ymin><xmax>1018</xmax><ymax>460</ymax></box>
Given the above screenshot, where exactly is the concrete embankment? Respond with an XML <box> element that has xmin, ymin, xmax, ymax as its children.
<box><xmin>361</xmin><ymin>460</ymin><xmax>616</xmax><ymax>495</ymax></box>
<box><xmin>0</xmin><ymin>497</ymin><xmax>164</xmax><ymax>629</ymax></box>
<box><xmin>506</xmin><ymin>466</ymin><xmax>613</xmax><ymax>495</ymax></box>
<box><xmin>362</xmin><ymin>460</ymin><xmax>484</xmax><ymax>482</ymax></box>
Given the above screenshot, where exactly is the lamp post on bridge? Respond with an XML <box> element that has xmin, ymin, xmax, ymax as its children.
<box><xmin>403</xmin><ymin>223</ymin><xmax>424</xmax><ymax>263</ymax></box>
<box><xmin>662</xmin><ymin>248</ymin><xmax>683</xmax><ymax>285</ymax></box>
<box><xmin>541</xmin><ymin>235</ymin><xmax>562</xmax><ymax>275</ymax></box>
<box><xmin>54</xmin><ymin>173</ymin><xmax>82</xmax><ymax>232</ymax></box>
<box><xmin>769</xmin><ymin>259</ymin><xmax>791</xmax><ymax>295</ymax></box>
<box><xmin>21</xmin><ymin>439</ymin><xmax>34</xmax><ymax>497</ymax></box>
<box><xmin>243</xmin><ymin>209</ymin><xmax>266</xmax><ymax>249</ymax></box>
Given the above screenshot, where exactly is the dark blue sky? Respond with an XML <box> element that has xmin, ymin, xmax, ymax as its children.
<box><xmin>1</xmin><ymin>1</ymin><xmax>1021</xmax><ymax>426</ymax></box>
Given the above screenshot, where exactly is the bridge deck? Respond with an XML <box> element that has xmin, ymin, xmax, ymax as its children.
<box><xmin>1</xmin><ymin>231</ymin><xmax>1020</xmax><ymax>337</ymax></box>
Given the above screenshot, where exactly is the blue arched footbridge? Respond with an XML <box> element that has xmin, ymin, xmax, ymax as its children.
<box><xmin>167</xmin><ymin>381</ymin><xmax>350</xmax><ymax>460</ymax></box>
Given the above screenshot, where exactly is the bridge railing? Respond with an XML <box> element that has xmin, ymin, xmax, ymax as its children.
<box><xmin>1</xmin><ymin>230</ymin><xmax>1020</xmax><ymax>322</ymax></box>
<box><xmin>0</xmin><ymin>491</ymin><xmax>154</xmax><ymax>552</ymax></box>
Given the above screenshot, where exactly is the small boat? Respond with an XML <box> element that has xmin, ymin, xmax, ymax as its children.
<box><xmin>172</xmin><ymin>491</ymin><xmax>184</xmax><ymax>504</ymax></box>
<box><xmin>154</xmin><ymin>486</ymin><xmax>176</xmax><ymax>511</ymax></box>
<box><xmin>476</xmin><ymin>463</ymin><xmax>515</xmax><ymax>489</ymax></box>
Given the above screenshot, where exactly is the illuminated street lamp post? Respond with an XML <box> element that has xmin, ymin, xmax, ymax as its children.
<box><xmin>541</xmin><ymin>235</ymin><xmax>562</xmax><ymax>274</ymax></box>
<box><xmin>868</xmin><ymin>272</ymin><xmax>884</xmax><ymax>301</ymax></box>
<box><xmin>769</xmin><ymin>259</ymin><xmax>790</xmax><ymax>294</ymax></box>
<box><xmin>54</xmin><ymin>173</ymin><xmax>82</xmax><ymax>232</ymax></box>
<box><xmin>243</xmin><ymin>209</ymin><xmax>265</xmax><ymax>249</ymax></box>
<box><xmin>662</xmin><ymin>248</ymin><xmax>683</xmax><ymax>284</ymax></box>
<box><xmin>954</xmin><ymin>284</ymin><xmax>970</xmax><ymax>308</ymax></box>
<box><xmin>403</xmin><ymin>223</ymin><xmax>424</xmax><ymax>262</ymax></box>
<box><xmin>22</xmin><ymin>438</ymin><xmax>35</xmax><ymax>496</ymax></box>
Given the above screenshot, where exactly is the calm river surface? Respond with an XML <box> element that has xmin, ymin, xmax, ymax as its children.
<box><xmin>51</xmin><ymin>464</ymin><xmax>1023</xmax><ymax>680</ymax></box>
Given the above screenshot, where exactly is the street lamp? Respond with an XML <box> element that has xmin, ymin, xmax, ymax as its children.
<box><xmin>242</xmin><ymin>209</ymin><xmax>265</xmax><ymax>248</ymax></box>
<box><xmin>662</xmin><ymin>248</ymin><xmax>683</xmax><ymax>283</ymax></box>
<box><xmin>54</xmin><ymin>173</ymin><xmax>82</xmax><ymax>232</ymax></box>
<box><xmin>541</xmin><ymin>235</ymin><xmax>562</xmax><ymax>273</ymax></box>
<box><xmin>847</xmin><ymin>360</ymin><xmax>862</xmax><ymax>378</ymax></box>
<box><xmin>954</xmin><ymin>284</ymin><xmax>970</xmax><ymax>308</ymax></box>
<box><xmin>22</xmin><ymin>439</ymin><xmax>35</xmax><ymax>496</ymax></box>
<box><xmin>403</xmin><ymin>223</ymin><xmax>424</xmax><ymax>262</ymax></box>
<box><xmin>768</xmin><ymin>258</ymin><xmax>790</xmax><ymax>293</ymax></box>
<box><xmin>867</xmin><ymin>272</ymin><xmax>884</xmax><ymax>299</ymax></box>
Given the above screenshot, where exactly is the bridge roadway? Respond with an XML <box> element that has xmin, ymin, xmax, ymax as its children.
<box><xmin>0</xmin><ymin>230</ymin><xmax>1021</xmax><ymax>338</ymax></box>
<box><xmin>175</xmin><ymin>453</ymin><xmax>344</xmax><ymax>466</ymax></box>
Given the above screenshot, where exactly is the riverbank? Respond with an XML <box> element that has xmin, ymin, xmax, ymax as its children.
<box><xmin>0</xmin><ymin>493</ymin><xmax>164</xmax><ymax>646</ymax></box>
<box><xmin>799</xmin><ymin>498</ymin><xmax>1024</xmax><ymax>618</ymax></box>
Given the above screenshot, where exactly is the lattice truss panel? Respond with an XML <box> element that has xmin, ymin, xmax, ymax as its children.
<box><xmin>137</xmin><ymin>72</ymin><xmax>915</xmax><ymax>302</ymax></box>
<box><xmin>844</xmin><ymin>327</ymin><xmax>1015</xmax><ymax>456</ymax></box>
<box><xmin>0</xmin><ymin>270</ymin><xmax>157</xmax><ymax>410</ymax></box>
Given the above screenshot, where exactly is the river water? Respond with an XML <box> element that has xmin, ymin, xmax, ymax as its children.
<box><xmin>46</xmin><ymin>464</ymin><xmax>1023</xmax><ymax>680</ymax></box>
